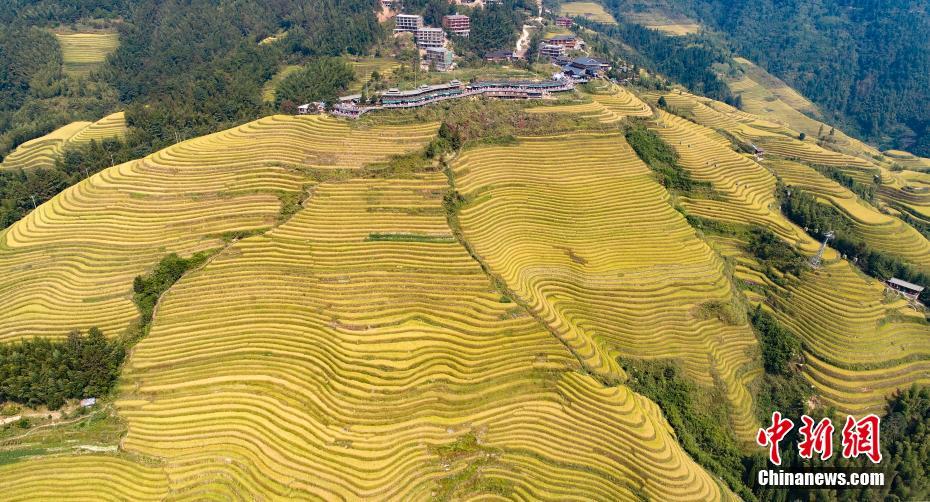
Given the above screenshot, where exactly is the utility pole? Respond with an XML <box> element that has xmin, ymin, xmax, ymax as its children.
<box><xmin>811</xmin><ymin>231</ymin><xmax>834</xmax><ymax>268</ymax></box>
<box><xmin>30</xmin><ymin>194</ymin><xmax>37</xmax><ymax>210</ymax></box>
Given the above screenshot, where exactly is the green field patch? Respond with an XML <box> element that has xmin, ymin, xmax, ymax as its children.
<box><xmin>365</xmin><ymin>232</ymin><xmax>455</xmax><ymax>243</ymax></box>
<box><xmin>0</xmin><ymin>408</ymin><xmax>124</xmax><ymax>466</ymax></box>
<box><xmin>366</xmin><ymin>206</ymin><xmax>445</xmax><ymax>216</ymax></box>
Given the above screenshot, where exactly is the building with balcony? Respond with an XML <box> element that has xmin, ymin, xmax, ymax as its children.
<box><xmin>539</xmin><ymin>43</ymin><xmax>565</xmax><ymax>60</ymax></box>
<box><xmin>425</xmin><ymin>47</ymin><xmax>454</xmax><ymax>71</ymax></box>
<box><xmin>543</xmin><ymin>34</ymin><xmax>580</xmax><ymax>49</ymax></box>
<box><xmin>394</xmin><ymin>14</ymin><xmax>424</xmax><ymax>33</ymax></box>
<box><xmin>416</xmin><ymin>27</ymin><xmax>446</xmax><ymax>48</ymax></box>
<box><xmin>442</xmin><ymin>14</ymin><xmax>470</xmax><ymax>37</ymax></box>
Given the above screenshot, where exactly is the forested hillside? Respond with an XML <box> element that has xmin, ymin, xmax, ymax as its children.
<box><xmin>597</xmin><ymin>0</ymin><xmax>930</xmax><ymax>156</ymax></box>
<box><xmin>1</xmin><ymin>0</ymin><xmax>383</xmax><ymax>228</ymax></box>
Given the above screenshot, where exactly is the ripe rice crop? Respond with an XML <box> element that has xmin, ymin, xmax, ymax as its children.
<box><xmin>54</xmin><ymin>32</ymin><xmax>119</xmax><ymax>75</ymax></box>
<box><xmin>1</xmin><ymin>112</ymin><xmax>128</xmax><ymax>171</ymax></box>
<box><xmin>452</xmin><ymin>131</ymin><xmax>760</xmax><ymax>440</ymax></box>
<box><xmin>0</xmin><ymin>115</ymin><xmax>438</xmax><ymax>342</ymax></box>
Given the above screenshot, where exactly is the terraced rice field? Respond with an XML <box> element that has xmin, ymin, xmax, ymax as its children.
<box><xmin>0</xmin><ymin>455</ymin><xmax>170</xmax><ymax>501</ymax></box>
<box><xmin>657</xmin><ymin>89</ymin><xmax>882</xmax><ymax>176</ymax></box>
<box><xmin>765</xmin><ymin>261</ymin><xmax>930</xmax><ymax>415</ymax></box>
<box><xmin>656</xmin><ymin>90</ymin><xmax>922</xmax><ymax>227</ymax></box>
<box><xmin>559</xmin><ymin>2</ymin><xmax>617</xmax><ymax>23</ymax></box>
<box><xmin>653</xmin><ymin>111</ymin><xmax>820</xmax><ymax>254</ymax></box>
<box><xmin>886</xmin><ymin>150</ymin><xmax>930</xmax><ymax>171</ymax></box>
<box><xmin>525</xmin><ymin>100</ymin><xmax>622</xmax><ymax>123</ymax></box>
<box><xmin>105</xmin><ymin>174</ymin><xmax>732</xmax><ymax>499</ymax></box>
<box><xmin>648</xmin><ymin>96</ymin><xmax>930</xmax><ymax>416</ymax></box>
<box><xmin>647</xmin><ymin>23</ymin><xmax>700</xmax><ymax>36</ymax></box>
<box><xmin>771</xmin><ymin>159</ymin><xmax>930</xmax><ymax>271</ymax></box>
<box><xmin>348</xmin><ymin>57</ymin><xmax>401</xmax><ymax>93</ymax></box>
<box><xmin>727</xmin><ymin>58</ymin><xmax>883</xmax><ymax>161</ymax></box>
<box><xmin>657</xmin><ymin>91</ymin><xmax>792</xmax><ymax>141</ymax></box>
<box><xmin>54</xmin><ymin>32</ymin><xmax>119</xmax><ymax>75</ymax></box>
<box><xmin>876</xmin><ymin>168</ymin><xmax>930</xmax><ymax>228</ymax></box>
<box><xmin>589</xmin><ymin>84</ymin><xmax>653</xmax><ymax>119</ymax></box>
<box><xmin>525</xmin><ymin>84</ymin><xmax>651</xmax><ymax>124</ymax></box>
<box><xmin>754</xmin><ymin>135</ymin><xmax>878</xmax><ymax>173</ymax></box>
<box><xmin>0</xmin><ymin>115</ymin><xmax>438</xmax><ymax>342</ymax></box>
<box><xmin>706</xmin><ymin>229</ymin><xmax>930</xmax><ymax>416</ymax></box>
<box><xmin>1</xmin><ymin>112</ymin><xmax>128</xmax><ymax>171</ymax></box>
<box><xmin>261</xmin><ymin>65</ymin><xmax>301</xmax><ymax>103</ymax></box>
<box><xmin>452</xmin><ymin>131</ymin><xmax>760</xmax><ymax>440</ymax></box>
<box><xmin>0</xmin><ymin>121</ymin><xmax>92</xmax><ymax>171</ymax></box>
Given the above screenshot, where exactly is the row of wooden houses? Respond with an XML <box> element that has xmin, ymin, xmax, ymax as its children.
<box><xmin>299</xmin><ymin>78</ymin><xmax>575</xmax><ymax>119</ymax></box>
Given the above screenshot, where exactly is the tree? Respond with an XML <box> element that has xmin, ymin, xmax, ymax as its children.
<box><xmin>279</xmin><ymin>99</ymin><xmax>298</xmax><ymax>115</ymax></box>
<box><xmin>657</xmin><ymin>95</ymin><xmax>668</xmax><ymax>108</ymax></box>
<box><xmin>274</xmin><ymin>58</ymin><xmax>355</xmax><ymax>107</ymax></box>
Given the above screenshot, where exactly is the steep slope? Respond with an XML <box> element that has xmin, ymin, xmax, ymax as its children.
<box><xmin>452</xmin><ymin>131</ymin><xmax>760</xmax><ymax>440</ymax></box>
<box><xmin>0</xmin><ymin>110</ymin><xmax>739</xmax><ymax>499</ymax></box>
<box><xmin>118</xmin><ymin>174</ymin><xmax>731</xmax><ymax>499</ymax></box>
<box><xmin>1</xmin><ymin>173</ymin><xmax>734</xmax><ymax>500</ymax></box>
<box><xmin>651</xmin><ymin>89</ymin><xmax>930</xmax><ymax>415</ymax></box>
<box><xmin>652</xmin><ymin>110</ymin><xmax>820</xmax><ymax>253</ymax></box>
<box><xmin>0</xmin><ymin>111</ymin><xmax>128</xmax><ymax>171</ymax></box>
<box><xmin>0</xmin><ymin>115</ymin><xmax>438</xmax><ymax>342</ymax></box>
<box><xmin>54</xmin><ymin>31</ymin><xmax>119</xmax><ymax>76</ymax></box>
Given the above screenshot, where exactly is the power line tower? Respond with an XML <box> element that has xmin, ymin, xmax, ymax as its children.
<box><xmin>810</xmin><ymin>231</ymin><xmax>834</xmax><ymax>268</ymax></box>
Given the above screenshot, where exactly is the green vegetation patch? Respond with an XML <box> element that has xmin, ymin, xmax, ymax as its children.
<box><xmin>748</xmin><ymin>306</ymin><xmax>810</xmax><ymax>422</ymax></box>
<box><xmin>624</xmin><ymin>120</ymin><xmax>716</xmax><ymax>198</ymax></box>
<box><xmin>0</xmin><ymin>328</ymin><xmax>124</xmax><ymax>410</ymax></box>
<box><xmin>132</xmin><ymin>251</ymin><xmax>214</xmax><ymax>335</ymax></box>
<box><xmin>274</xmin><ymin>58</ymin><xmax>355</xmax><ymax>111</ymax></box>
<box><xmin>746</xmin><ymin>227</ymin><xmax>806</xmax><ymax>277</ymax></box>
<box><xmin>560</xmin><ymin>2</ymin><xmax>617</xmax><ymax>24</ymax></box>
<box><xmin>365</xmin><ymin>233</ymin><xmax>455</xmax><ymax>243</ymax></box>
<box><xmin>0</xmin><ymin>407</ymin><xmax>125</xmax><ymax>466</ymax></box>
<box><xmin>783</xmin><ymin>188</ymin><xmax>930</xmax><ymax>303</ymax></box>
<box><xmin>429</xmin><ymin>432</ymin><xmax>511</xmax><ymax>500</ymax></box>
<box><xmin>694</xmin><ymin>299</ymin><xmax>744</xmax><ymax>325</ymax></box>
<box><xmin>618</xmin><ymin>357</ymin><xmax>754</xmax><ymax>501</ymax></box>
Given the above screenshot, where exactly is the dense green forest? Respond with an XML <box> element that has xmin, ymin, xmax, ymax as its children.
<box><xmin>109</xmin><ymin>0</ymin><xmax>381</xmax><ymax>148</ymax></box>
<box><xmin>0</xmin><ymin>328</ymin><xmax>124</xmax><ymax>410</ymax></box>
<box><xmin>576</xmin><ymin>14</ymin><xmax>735</xmax><ymax>103</ymax></box>
<box><xmin>594</xmin><ymin>0</ymin><xmax>930</xmax><ymax>155</ymax></box>
<box><xmin>275</xmin><ymin>58</ymin><xmax>356</xmax><ymax>110</ymax></box>
<box><xmin>685</xmin><ymin>0</ymin><xmax>930</xmax><ymax>156</ymax></box>
<box><xmin>0</xmin><ymin>25</ymin><xmax>118</xmax><ymax>161</ymax></box>
<box><xmin>400</xmin><ymin>0</ymin><xmax>533</xmax><ymax>59</ymax></box>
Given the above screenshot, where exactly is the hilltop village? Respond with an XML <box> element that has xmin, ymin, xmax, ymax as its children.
<box><xmin>297</xmin><ymin>4</ymin><xmax>638</xmax><ymax>118</ymax></box>
<box><xmin>301</xmin><ymin>58</ymin><xmax>609</xmax><ymax>118</ymax></box>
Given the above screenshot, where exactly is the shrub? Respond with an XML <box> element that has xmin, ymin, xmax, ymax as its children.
<box><xmin>625</xmin><ymin>121</ymin><xmax>715</xmax><ymax>197</ymax></box>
